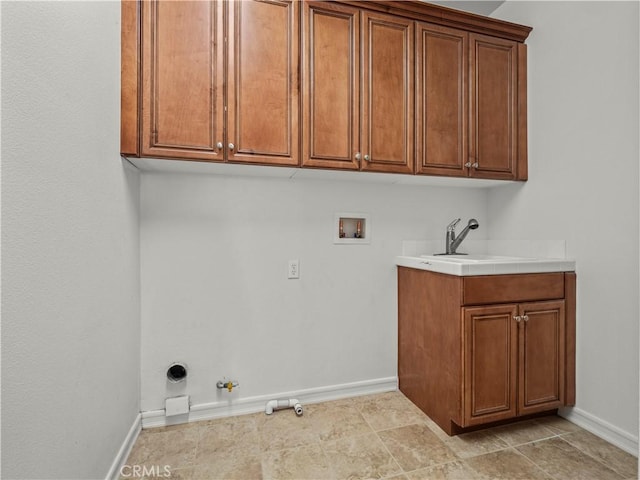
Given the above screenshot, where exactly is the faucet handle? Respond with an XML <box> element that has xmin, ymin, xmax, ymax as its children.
<box><xmin>447</xmin><ymin>218</ymin><xmax>461</xmax><ymax>231</ymax></box>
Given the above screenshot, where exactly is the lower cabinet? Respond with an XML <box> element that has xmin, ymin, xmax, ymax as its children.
<box><xmin>397</xmin><ymin>268</ymin><xmax>575</xmax><ymax>435</ymax></box>
<box><xmin>463</xmin><ymin>301</ymin><xmax>565</xmax><ymax>427</ymax></box>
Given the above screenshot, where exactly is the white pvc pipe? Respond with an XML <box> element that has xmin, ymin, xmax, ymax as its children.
<box><xmin>265</xmin><ymin>398</ymin><xmax>303</xmax><ymax>416</ymax></box>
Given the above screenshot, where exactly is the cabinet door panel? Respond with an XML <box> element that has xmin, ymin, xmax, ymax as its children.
<box><xmin>302</xmin><ymin>2</ymin><xmax>360</xmax><ymax>169</ymax></box>
<box><xmin>362</xmin><ymin>11</ymin><xmax>414</xmax><ymax>173</ymax></box>
<box><xmin>227</xmin><ymin>0</ymin><xmax>299</xmax><ymax>166</ymax></box>
<box><xmin>464</xmin><ymin>305</ymin><xmax>518</xmax><ymax>426</ymax></box>
<box><xmin>470</xmin><ymin>34</ymin><xmax>517</xmax><ymax>179</ymax></box>
<box><xmin>519</xmin><ymin>301</ymin><xmax>565</xmax><ymax>414</ymax></box>
<box><xmin>416</xmin><ymin>23</ymin><xmax>467</xmax><ymax>176</ymax></box>
<box><xmin>142</xmin><ymin>1</ymin><xmax>224</xmax><ymax>160</ymax></box>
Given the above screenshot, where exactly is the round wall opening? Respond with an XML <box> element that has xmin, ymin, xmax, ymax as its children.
<box><xmin>167</xmin><ymin>363</ymin><xmax>187</xmax><ymax>383</ymax></box>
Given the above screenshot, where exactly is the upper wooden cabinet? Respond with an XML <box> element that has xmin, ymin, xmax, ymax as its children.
<box><xmin>138</xmin><ymin>1</ymin><xmax>224</xmax><ymax>161</ymax></box>
<box><xmin>416</xmin><ymin>25</ymin><xmax>526</xmax><ymax>180</ymax></box>
<box><xmin>123</xmin><ymin>0</ymin><xmax>299</xmax><ymax>166</ymax></box>
<box><xmin>122</xmin><ymin>0</ymin><xmax>531</xmax><ymax>180</ymax></box>
<box><xmin>302</xmin><ymin>2</ymin><xmax>414</xmax><ymax>173</ymax></box>
<box><xmin>415</xmin><ymin>23</ymin><xmax>468</xmax><ymax>177</ymax></box>
<box><xmin>227</xmin><ymin>0</ymin><xmax>299</xmax><ymax>166</ymax></box>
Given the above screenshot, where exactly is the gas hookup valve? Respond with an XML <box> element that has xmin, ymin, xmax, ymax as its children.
<box><xmin>216</xmin><ymin>379</ymin><xmax>239</xmax><ymax>392</ymax></box>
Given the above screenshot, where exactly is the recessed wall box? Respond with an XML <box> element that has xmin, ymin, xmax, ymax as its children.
<box><xmin>334</xmin><ymin>213</ymin><xmax>370</xmax><ymax>244</ymax></box>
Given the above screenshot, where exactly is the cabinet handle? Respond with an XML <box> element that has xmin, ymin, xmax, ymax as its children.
<box><xmin>464</xmin><ymin>162</ymin><xmax>472</xmax><ymax>168</ymax></box>
<box><xmin>513</xmin><ymin>315</ymin><xmax>521</xmax><ymax>323</ymax></box>
<box><xmin>228</xmin><ymin>143</ymin><xmax>235</xmax><ymax>151</ymax></box>
<box><xmin>355</xmin><ymin>152</ymin><xmax>362</xmax><ymax>161</ymax></box>
<box><xmin>472</xmin><ymin>162</ymin><xmax>479</xmax><ymax>168</ymax></box>
<box><xmin>216</xmin><ymin>142</ymin><xmax>223</xmax><ymax>150</ymax></box>
<box><xmin>522</xmin><ymin>315</ymin><xmax>529</xmax><ymax>322</ymax></box>
<box><xmin>364</xmin><ymin>154</ymin><xmax>370</xmax><ymax>161</ymax></box>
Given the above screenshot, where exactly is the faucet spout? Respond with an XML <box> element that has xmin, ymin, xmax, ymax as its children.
<box><xmin>445</xmin><ymin>218</ymin><xmax>479</xmax><ymax>254</ymax></box>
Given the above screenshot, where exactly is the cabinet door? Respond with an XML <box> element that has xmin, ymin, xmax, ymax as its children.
<box><xmin>463</xmin><ymin>304</ymin><xmax>518</xmax><ymax>426</ymax></box>
<box><xmin>469</xmin><ymin>33</ymin><xmax>518</xmax><ymax>179</ymax></box>
<box><xmin>518</xmin><ymin>301</ymin><xmax>566</xmax><ymax>415</ymax></box>
<box><xmin>141</xmin><ymin>1</ymin><xmax>224</xmax><ymax>160</ymax></box>
<box><xmin>361</xmin><ymin>11</ymin><xmax>414</xmax><ymax>174</ymax></box>
<box><xmin>227</xmin><ymin>0</ymin><xmax>299</xmax><ymax>166</ymax></box>
<box><xmin>416</xmin><ymin>23</ymin><xmax>468</xmax><ymax>177</ymax></box>
<box><xmin>302</xmin><ymin>2</ymin><xmax>360</xmax><ymax>170</ymax></box>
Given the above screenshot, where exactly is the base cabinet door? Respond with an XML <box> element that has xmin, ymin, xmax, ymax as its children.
<box><xmin>463</xmin><ymin>301</ymin><xmax>566</xmax><ymax>427</ymax></box>
<box><xmin>463</xmin><ymin>305</ymin><xmax>519</xmax><ymax>426</ymax></box>
<box><xmin>519</xmin><ymin>301</ymin><xmax>566</xmax><ymax>415</ymax></box>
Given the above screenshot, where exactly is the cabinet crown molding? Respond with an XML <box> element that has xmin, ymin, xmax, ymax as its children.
<box><xmin>332</xmin><ymin>1</ymin><xmax>532</xmax><ymax>42</ymax></box>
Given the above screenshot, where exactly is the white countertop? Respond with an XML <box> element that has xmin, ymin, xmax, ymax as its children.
<box><xmin>396</xmin><ymin>254</ymin><xmax>576</xmax><ymax>276</ymax></box>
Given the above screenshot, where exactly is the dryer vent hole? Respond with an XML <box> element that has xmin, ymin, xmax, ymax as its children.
<box><xmin>167</xmin><ymin>363</ymin><xmax>187</xmax><ymax>383</ymax></box>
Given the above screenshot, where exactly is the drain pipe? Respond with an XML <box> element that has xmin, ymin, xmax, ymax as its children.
<box><xmin>265</xmin><ymin>398</ymin><xmax>303</xmax><ymax>416</ymax></box>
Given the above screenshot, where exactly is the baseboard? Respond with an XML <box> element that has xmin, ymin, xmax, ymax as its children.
<box><xmin>559</xmin><ymin>407</ymin><xmax>639</xmax><ymax>457</ymax></box>
<box><xmin>141</xmin><ymin>376</ymin><xmax>398</xmax><ymax>429</ymax></box>
<box><xmin>105</xmin><ymin>413</ymin><xmax>142</xmax><ymax>480</ymax></box>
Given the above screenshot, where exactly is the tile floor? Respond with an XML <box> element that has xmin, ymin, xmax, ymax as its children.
<box><xmin>123</xmin><ymin>391</ymin><xmax>638</xmax><ymax>479</ymax></box>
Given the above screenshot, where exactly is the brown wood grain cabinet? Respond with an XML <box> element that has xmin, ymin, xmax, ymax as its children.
<box><xmin>125</xmin><ymin>0</ymin><xmax>299</xmax><ymax>165</ymax></box>
<box><xmin>398</xmin><ymin>268</ymin><xmax>575</xmax><ymax>435</ymax></box>
<box><xmin>122</xmin><ymin>0</ymin><xmax>531</xmax><ymax>180</ymax></box>
<box><xmin>416</xmin><ymin>25</ymin><xmax>526</xmax><ymax>180</ymax></box>
<box><xmin>302</xmin><ymin>2</ymin><xmax>414</xmax><ymax>173</ymax></box>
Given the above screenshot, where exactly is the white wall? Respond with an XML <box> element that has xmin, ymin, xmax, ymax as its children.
<box><xmin>489</xmin><ymin>1</ymin><xmax>639</xmax><ymax>446</ymax></box>
<box><xmin>2</xmin><ymin>2</ymin><xmax>141</xmax><ymax>479</ymax></box>
<box><xmin>140</xmin><ymin>173</ymin><xmax>487</xmax><ymax>411</ymax></box>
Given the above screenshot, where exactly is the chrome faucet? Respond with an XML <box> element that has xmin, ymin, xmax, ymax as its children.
<box><xmin>445</xmin><ymin>218</ymin><xmax>479</xmax><ymax>254</ymax></box>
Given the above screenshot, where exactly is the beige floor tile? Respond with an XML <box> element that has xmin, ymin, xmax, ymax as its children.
<box><xmin>378</xmin><ymin>423</ymin><xmax>458</xmax><ymax>472</ymax></box>
<box><xmin>126</xmin><ymin>427</ymin><xmax>199</xmax><ymax>470</ymax></box>
<box><xmin>162</xmin><ymin>428</ymin><xmax>199</xmax><ymax>469</ymax></box>
<box><xmin>465</xmin><ymin>448</ymin><xmax>551</xmax><ymax>479</ymax></box>
<box><xmin>126</xmin><ymin>431</ymin><xmax>166</xmax><ymax>467</ymax></box>
<box><xmin>262</xmin><ymin>443</ymin><xmax>333</xmax><ymax>480</ymax></box>
<box><xmin>123</xmin><ymin>394</ymin><xmax>635</xmax><ymax>480</ymax></box>
<box><xmin>255</xmin><ymin>409</ymin><xmax>319</xmax><ymax>451</ymax></box>
<box><xmin>406</xmin><ymin>460</ymin><xmax>482</xmax><ymax>480</ymax></box>
<box><xmin>490</xmin><ymin>419</ymin><xmax>557</xmax><ymax>446</ymax></box>
<box><xmin>190</xmin><ymin>453</ymin><xmax>263</xmax><ymax>479</ymax></box>
<box><xmin>561</xmin><ymin>430</ymin><xmax>638</xmax><ymax>479</ymax></box>
<box><xmin>517</xmin><ymin>437</ymin><xmax>624</xmax><ymax>480</ymax></box>
<box><xmin>196</xmin><ymin>415</ymin><xmax>260</xmax><ymax>462</ymax></box>
<box><xmin>163</xmin><ymin>467</ymin><xmax>195</xmax><ymax>480</ymax></box>
<box><xmin>534</xmin><ymin>415</ymin><xmax>582</xmax><ymax>434</ymax></box>
<box><xmin>323</xmin><ymin>432</ymin><xmax>402</xmax><ymax>480</ymax></box>
<box><xmin>356</xmin><ymin>392</ymin><xmax>427</xmax><ymax>431</ymax></box>
<box><xmin>439</xmin><ymin>430</ymin><xmax>510</xmax><ymax>459</ymax></box>
<box><xmin>308</xmin><ymin>401</ymin><xmax>373</xmax><ymax>442</ymax></box>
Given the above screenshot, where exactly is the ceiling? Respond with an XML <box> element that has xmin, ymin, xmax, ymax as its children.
<box><xmin>427</xmin><ymin>0</ymin><xmax>505</xmax><ymax>16</ymax></box>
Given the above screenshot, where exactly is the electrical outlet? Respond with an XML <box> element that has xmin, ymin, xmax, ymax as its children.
<box><xmin>288</xmin><ymin>259</ymin><xmax>299</xmax><ymax>279</ymax></box>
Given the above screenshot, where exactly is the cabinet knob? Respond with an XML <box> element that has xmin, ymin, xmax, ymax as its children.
<box><xmin>472</xmin><ymin>162</ymin><xmax>479</xmax><ymax>168</ymax></box>
<box><xmin>228</xmin><ymin>143</ymin><xmax>235</xmax><ymax>151</ymax></box>
<box><xmin>464</xmin><ymin>162</ymin><xmax>472</xmax><ymax>168</ymax></box>
<box><xmin>216</xmin><ymin>142</ymin><xmax>223</xmax><ymax>150</ymax></box>
<box><xmin>355</xmin><ymin>152</ymin><xmax>362</xmax><ymax>161</ymax></box>
<box><xmin>522</xmin><ymin>315</ymin><xmax>529</xmax><ymax>322</ymax></box>
<box><xmin>364</xmin><ymin>154</ymin><xmax>370</xmax><ymax>161</ymax></box>
<box><xmin>513</xmin><ymin>315</ymin><xmax>521</xmax><ymax>323</ymax></box>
